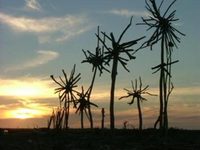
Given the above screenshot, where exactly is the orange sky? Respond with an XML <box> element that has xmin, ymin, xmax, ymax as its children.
<box><xmin>0</xmin><ymin>77</ymin><xmax>200</xmax><ymax>129</ymax></box>
<box><xmin>0</xmin><ymin>0</ymin><xmax>200</xmax><ymax>129</ymax></box>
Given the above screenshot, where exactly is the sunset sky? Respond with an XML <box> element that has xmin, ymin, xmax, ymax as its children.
<box><xmin>0</xmin><ymin>0</ymin><xmax>200</xmax><ymax>129</ymax></box>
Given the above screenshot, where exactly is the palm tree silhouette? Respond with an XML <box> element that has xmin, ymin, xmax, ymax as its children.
<box><xmin>82</xmin><ymin>26</ymin><xmax>109</xmax><ymax>128</ymax></box>
<box><xmin>75</xmin><ymin>86</ymin><xmax>98</xmax><ymax>129</ymax></box>
<box><xmin>137</xmin><ymin>0</ymin><xmax>185</xmax><ymax>134</ymax></box>
<box><xmin>50</xmin><ymin>65</ymin><xmax>81</xmax><ymax>128</ymax></box>
<box><xmin>97</xmin><ymin>17</ymin><xmax>145</xmax><ymax>129</ymax></box>
<box><xmin>120</xmin><ymin>77</ymin><xmax>155</xmax><ymax>132</ymax></box>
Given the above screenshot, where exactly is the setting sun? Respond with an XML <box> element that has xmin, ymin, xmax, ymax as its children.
<box><xmin>15</xmin><ymin>108</ymin><xmax>35</xmax><ymax>119</ymax></box>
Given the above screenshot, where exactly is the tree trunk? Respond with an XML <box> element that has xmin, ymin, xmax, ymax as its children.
<box><xmin>101</xmin><ymin>108</ymin><xmax>105</xmax><ymax>129</ymax></box>
<box><xmin>81</xmin><ymin>111</ymin><xmax>84</xmax><ymax>129</ymax></box>
<box><xmin>163</xmin><ymin>80</ymin><xmax>169</xmax><ymax>136</ymax></box>
<box><xmin>164</xmin><ymin>100</ymin><xmax>168</xmax><ymax>131</ymax></box>
<box><xmin>64</xmin><ymin>102</ymin><xmax>70</xmax><ymax>129</ymax></box>
<box><xmin>110</xmin><ymin>58</ymin><xmax>118</xmax><ymax>129</ymax></box>
<box><xmin>88</xmin><ymin>67</ymin><xmax>97</xmax><ymax>129</ymax></box>
<box><xmin>158</xmin><ymin>35</ymin><xmax>165</xmax><ymax>130</ymax></box>
<box><xmin>137</xmin><ymin>98</ymin><xmax>142</xmax><ymax>132</ymax></box>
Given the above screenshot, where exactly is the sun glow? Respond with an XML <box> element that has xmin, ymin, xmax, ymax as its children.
<box><xmin>0</xmin><ymin>78</ymin><xmax>54</xmax><ymax>98</ymax></box>
<box><xmin>0</xmin><ymin>78</ymin><xmax>55</xmax><ymax>119</ymax></box>
<box><xmin>10</xmin><ymin>108</ymin><xmax>41</xmax><ymax>119</ymax></box>
<box><xmin>8</xmin><ymin>86</ymin><xmax>40</xmax><ymax>97</ymax></box>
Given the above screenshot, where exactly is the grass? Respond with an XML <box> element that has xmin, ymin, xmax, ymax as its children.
<box><xmin>0</xmin><ymin>128</ymin><xmax>200</xmax><ymax>150</ymax></box>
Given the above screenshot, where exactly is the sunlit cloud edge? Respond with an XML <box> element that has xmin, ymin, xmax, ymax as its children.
<box><xmin>25</xmin><ymin>0</ymin><xmax>42</xmax><ymax>11</ymax></box>
<box><xmin>0</xmin><ymin>12</ymin><xmax>93</xmax><ymax>43</ymax></box>
<box><xmin>104</xmin><ymin>9</ymin><xmax>148</xmax><ymax>17</ymax></box>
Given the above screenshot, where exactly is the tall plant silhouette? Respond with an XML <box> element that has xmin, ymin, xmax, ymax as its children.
<box><xmin>75</xmin><ymin>86</ymin><xmax>98</xmax><ymax>129</ymax></box>
<box><xmin>48</xmin><ymin>107</ymin><xmax>65</xmax><ymax>130</ymax></box>
<box><xmin>50</xmin><ymin>65</ymin><xmax>81</xmax><ymax>128</ymax></box>
<box><xmin>120</xmin><ymin>77</ymin><xmax>155</xmax><ymax>132</ymax></box>
<box><xmin>97</xmin><ymin>17</ymin><xmax>145</xmax><ymax>129</ymax></box>
<box><xmin>82</xmin><ymin>26</ymin><xmax>109</xmax><ymax>128</ymax></box>
<box><xmin>138</xmin><ymin>0</ymin><xmax>185</xmax><ymax>134</ymax></box>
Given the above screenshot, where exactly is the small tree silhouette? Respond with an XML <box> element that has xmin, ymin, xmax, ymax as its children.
<box><xmin>120</xmin><ymin>77</ymin><xmax>155</xmax><ymax>132</ymax></box>
<box><xmin>50</xmin><ymin>65</ymin><xmax>81</xmax><ymax>129</ymax></box>
<box><xmin>97</xmin><ymin>17</ymin><xmax>145</xmax><ymax>129</ymax></box>
<box><xmin>48</xmin><ymin>107</ymin><xmax>64</xmax><ymax>130</ymax></box>
<box><xmin>82</xmin><ymin>26</ymin><xmax>109</xmax><ymax>128</ymax></box>
<box><xmin>137</xmin><ymin>0</ymin><xmax>185</xmax><ymax>134</ymax></box>
<box><xmin>75</xmin><ymin>86</ymin><xmax>98</xmax><ymax>129</ymax></box>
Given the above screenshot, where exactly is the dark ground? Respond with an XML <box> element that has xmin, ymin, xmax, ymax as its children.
<box><xmin>0</xmin><ymin>128</ymin><xmax>199</xmax><ymax>150</ymax></box>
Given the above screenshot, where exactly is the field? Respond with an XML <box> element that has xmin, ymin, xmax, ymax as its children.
<box><xmin>0</xmin><ymin>128</ymin><xmax>200</xmax><ymax>150</ymax></box>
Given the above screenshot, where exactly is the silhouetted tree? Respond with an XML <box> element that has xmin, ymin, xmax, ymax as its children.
<box><xmin>97</xmin><ymin>17</ymin><xmax>145</xmax><ymax>129</ymax></box>
<box><xmin>120</xmin><ymin>77</ymin><xmax>155</xmax><ymax>132</ymax></box>
<box><xmin>48</xmin><ymin>107</ymin><xmax>64</xmax><ymax>130</ymax></box>
<box><xmin>138</xmin><ymin>0</ymin><xmax>185</xmax><ymax>134</ymax></box>
<box><xmin>82</xmin><ymin>26</ymin><xmax>109</xmax><ymax>128</ymax></box>
<box><xmin>50</xmin><ymin>65</ymin><xmax>81</xmax><ymax>129</ymax></box>
<box><xmin>75</xmin><ymin>86</ymin><xmax>98</xmax><ymax>129</ymax></box>
<box><xmin>48</xmin><ymin>108</ymin><xmax>55</xmax><ymax>129</ymax></box>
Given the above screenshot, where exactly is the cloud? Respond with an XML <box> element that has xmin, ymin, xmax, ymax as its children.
<box><xmin>0</xmin><ymin>12</ymin><xmax>92</xmax><ymax>43</ymax></box>
<box><xmin>5</xmin><ymin>50</ymin><xmax>59</xmax><ymax>72</ymax></box>
<box><xmin>0</xmin><ymin>77</ymin><xmax>56</xmax><ymax>101</ymax></box>
<box><xmin>173</xmin><ymin>86</ymin><xmax>200</xmax><ymax>96</ymax></box>
<box><xmin>0</xmin><ymin>13</ymin><xmax>84</xmax><ymax>33</ymax></box>
<box><xmin>107</xmin><ymin>9</ymin><xmax>148</xmax><ymax>17</ymax></box>
<box><xmin>56</xmin><ymin>26</ymin><xmax>91</xmax><ymax>42</ymax></box>
<box><xmin>25</xmin><ymin>0</ymin><xmax>41</xmax><ymax>11</ymax></box>
<box><xmin>0</xmin><ymin>96</ymin><xmax>21</xmax><ymax>106</ymax></box>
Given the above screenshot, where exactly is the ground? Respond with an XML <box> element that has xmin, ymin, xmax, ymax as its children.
<box><xmin>0</xmin><ymin>128</ymin><xmax>200</xmax><ymax>150</ymax></box>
